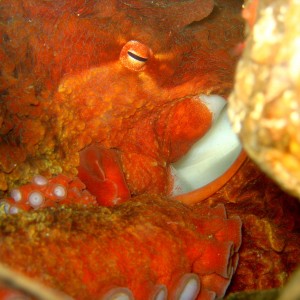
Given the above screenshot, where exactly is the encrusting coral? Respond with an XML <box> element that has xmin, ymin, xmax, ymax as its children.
<box><xmin>229</xmin><ymin>0</ymin><xmax>300</xmax><ymax>198</ymax></box>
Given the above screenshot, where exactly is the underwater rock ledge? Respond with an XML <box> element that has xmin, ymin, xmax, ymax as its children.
<box><xmin>228</xmin><ymin>0</ymin><xmax>300</xmax><ymax>199</ymax></box>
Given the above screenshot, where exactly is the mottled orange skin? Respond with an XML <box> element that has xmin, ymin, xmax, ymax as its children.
<box><xmin>2</xmin><ymin>161</ymin><xmax>300</xmax><ymax>298</ymax></box>
<box><xmin>0</xmin><ymin>195</ymin><xmax>242</xmax><ymax>300</ymax></box>
<box><xmin>3</xmin><ymin>0</ymin><xmax>300</xmax><ymax>299</ymax></box>
<box><xmin>0</xmin><ymin>1</ymin><xmax>246</xmax><ymax>298</ymax></box>
<box><xmin>202</xmin><ymin>159</ymin><xmax>300</xmax><ymax>293</ymax></box>
<box><xmin>0</xmin><ymin>0</ymin><xmax>244</xmax><ymax>196</ymax></box>
<box><xmin>55</xmin><ymin>59</ymin><xmax>213</xmax><ymax>196</ymax></box>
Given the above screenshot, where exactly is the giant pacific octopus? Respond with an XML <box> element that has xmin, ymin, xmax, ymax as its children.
<box><xmin>0</xmin><ymin>0</ymin><xmax>244</xmax><ymax>204</ymax></box>
<box><xmin>0</xmin><ymin>0</ymin><xmax>246</xmax><ymax>299</ymax></box>
<box><xmin>0</xmin><ymin>195</ymin><xmax>242</xmax><ymax>300</ymax></box>
<box><xmin>1</xmin><ymin>0</ymin><xmax>300</xmax><ymax>300</ymax></box>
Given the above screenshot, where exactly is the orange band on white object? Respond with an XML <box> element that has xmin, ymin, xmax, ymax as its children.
<box><xmin>174</xmin><ymin>150</ymin><xmax>246</xmax><ymax>205</ymax></box>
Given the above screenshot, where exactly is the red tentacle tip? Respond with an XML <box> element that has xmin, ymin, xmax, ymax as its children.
<box><xmin>78</xmin><ymin>144</ymin><xmax>131</xmax><ymax>206</ymax></box>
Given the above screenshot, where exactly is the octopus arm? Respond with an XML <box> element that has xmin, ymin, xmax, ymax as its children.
<box><xmin>78</xmin><ymin>145</ymin><xmax>130</xmax><ymax>206</ymax></box>
<box><xmin>0</xmin><ymin>194</ymin><xmax>241</xmax><ymax>300</ymax></box>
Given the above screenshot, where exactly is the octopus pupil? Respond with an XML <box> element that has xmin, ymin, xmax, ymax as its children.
<box><xmin>127</xmin><ymin>51</ymin><xmax>148</xmax><ymax>62</ymax></box>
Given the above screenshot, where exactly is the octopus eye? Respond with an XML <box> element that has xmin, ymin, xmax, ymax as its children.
<box><xmin>119</xmin><ymin>40</ymin><xmax>152</xmax><ymax>72</ymax></box>
<box><xmin>127</xmin><ymin>50</ymin><xmax>148</xmax><ymax>62</ymax></box>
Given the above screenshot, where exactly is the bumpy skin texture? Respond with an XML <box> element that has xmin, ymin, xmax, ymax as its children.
<box><xmin>202</xmin><ymin>159</ymin><xmax>300</xmax><ymax>293</ymax></box>
<box><xmin>2</xmin><ymin>0</ymin><xmax>300</xmax><ymax>299</ymax></box>
<box><xmin>2</xmin><ymin>174</ymin><xmax>97</xmax><ymax>214</ymax></box>
<box><xmin>0</xmin><ymin>195</ymin><xmax>241</xmax><ymax>300</ymax></box>
<box><xmin>0</xmin><ymin>0</ymin><xmax>244</xmax><ymax>196</ymax></box>
<box><xmin>229</xmin><ymin>0</ymin><xmax>300</xmax><ymax>198</ymax></box>
<box><xmin>226</xmin><ymin>0</ymin><xmax>300</xmax><ymax>294</ymax></box>
<box><xmin>2</xmin><ymin>163</ymin><xmax>300</xmax><ymax>299</ymax></box>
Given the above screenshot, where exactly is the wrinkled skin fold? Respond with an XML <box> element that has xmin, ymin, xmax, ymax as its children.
<box><xmin>2</xmin><ymin>0</ymin><xmax>300</xmax><ymax>299</ymax></box>
<box><xmin>0</xmin><ymin>0</ymin><xmax>244</xmax><ymax>200</ymax></box>
<box><xmin>2</xmin><ymin>159</ymin><xmax>300</xmax><ymax>299</ymax></box>
<box><xmin>0</xmin><ymin>195</ymin><xmax>241</xmax><ymax>300</ymax></box>
<box><xmin>0</xmin><ymin>1</ymin><xmax>246</xmax><ymax>298</ymax></box>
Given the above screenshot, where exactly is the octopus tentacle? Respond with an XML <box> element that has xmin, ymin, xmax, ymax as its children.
<box><xmin>0</xmin><ymin>195</ymin><xmax>242</xmax><ymax>299</ymax></box>
<box><xmin>78</xmin><ymin>146</ymin><xmax>130</xmax><ymax>206</ymax></box>
<box><xmin>1</xmin><ymin>175</ymin><xmax>96</xmax><ymax>214</ymax></box>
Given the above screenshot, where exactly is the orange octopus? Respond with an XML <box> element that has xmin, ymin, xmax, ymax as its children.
<box><xmin>0</xmin><ymin>0</ymin><xmax>248</xmax><ymax>299</ymax></box>
<box><xmin>0</xmin><ymin>195</ymin><xmax>242</xmax><ymax>300</ymax></box>
<box><xmin>0</xmin><ymin>0</ymin><xmax>244</xmax><ymax>203</ymax></box>
<box><xmin>2</xmin><ymin>0</ymin><xmax>300</xmax><ymax>300</ymax></box>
